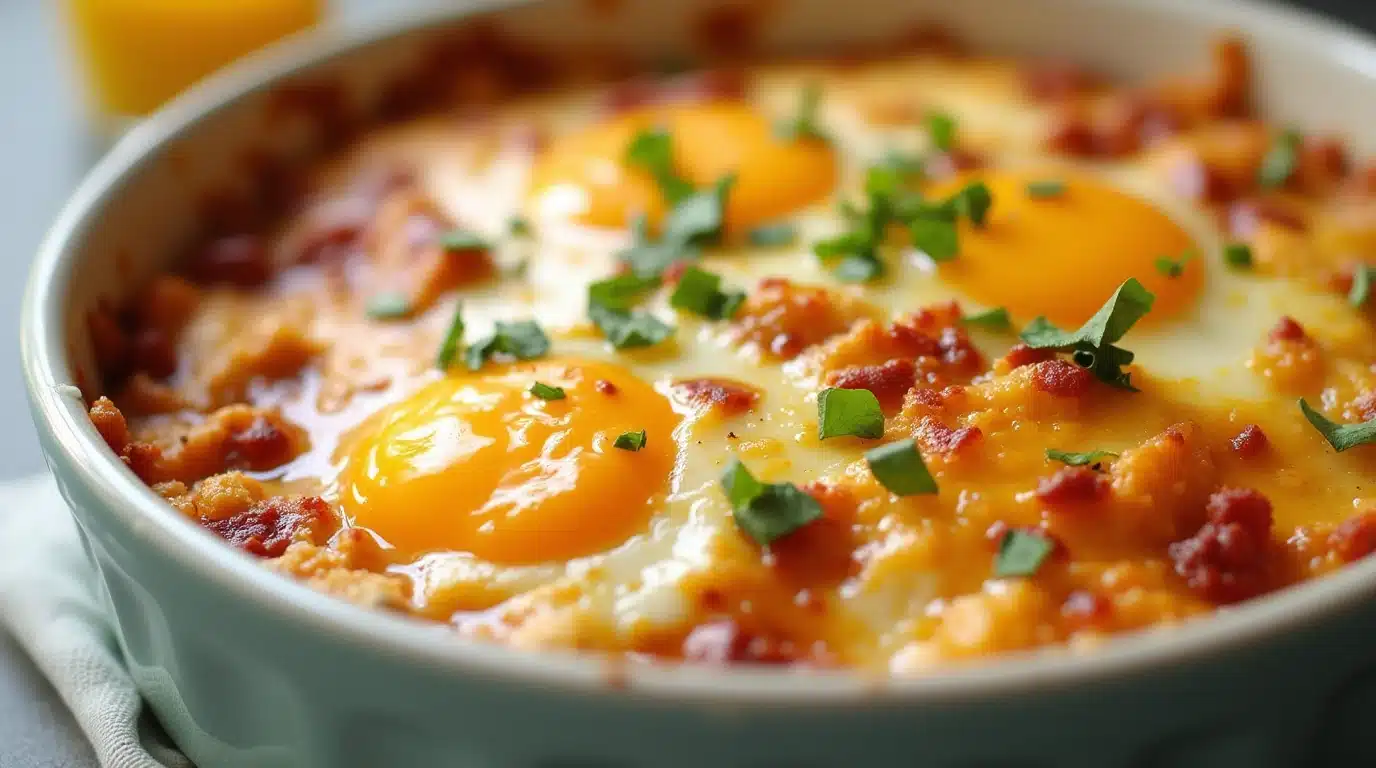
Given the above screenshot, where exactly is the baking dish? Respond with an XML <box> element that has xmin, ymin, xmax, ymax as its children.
<box><xmin>21</xmin><ymin>0</ymin><xmax>1376</xmax><ymax>765</ymax></box>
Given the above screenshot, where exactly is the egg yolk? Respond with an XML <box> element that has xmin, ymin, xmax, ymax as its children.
<box><xmin>930</xmin><ymin>171</ymin><xmax>1202</xmax><ymax>327</ymax></box>
<box><xmin>336</xmin><ymin>359</ymin><xmax>680</xmax><ymax>564</ymax></box>
<box><xmin>529</xmin><ymin>102</ymin><xmax>836</xmax><ymax>233</ymax></box>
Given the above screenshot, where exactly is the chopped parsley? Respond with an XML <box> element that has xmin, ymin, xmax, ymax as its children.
<box><xmin>587</xmin><ymin>274</ymin><xmax>675</xmax><ymax>349</ymax></box>
<box><xmin>529</xmin><ymin>382</ymin><xmax>566</xmax><ymax>400</ymax></box>
<box><xmin>1258</xmin><ymin>129</ymin><xmax>1302</xmax><ymax>189</ymax></box>
<box><xmin>1019</xmin><ymin>278</ymin><xmax>1155</xmax><ymax>390</ymax></box>
<box><xmin>817</xmin><ymin>388</ymin><xmax>885</xmax><ymax>440</ymax></box>
<box><xmin>720</xmin><ymin>459</ymin><xmax>823</xmax><ymax>545</ymax></box>
<box><xmin>864</xmin><ymin>439</ymin><xmax>938</xmax><ymax>496</ymax></box>
<box><xmin>961</xmin><ymin>306</ymin><xmax>1012</xmax><ymax>332</ymax></box>
<box><xmin>617</xmin><ymin>173</ymin><xmax>736</xmax><ymax>279</ymax></box>
<box><xmin>747</xmin><ymin>222</ymin><xmax>798</xmax><ymax>247</ymax></box>
<box><xmin>508</xmin><ymin>216</ymin><xmax>531</xmax><ymax>237</ymax></box>
<box><xmin>994</xmin><ymin>529</ymin><xmax>1055</xmax><ymax>578</ymax></box>
<box><xmin>1046</xmin><ymin>448</ymin><xmax>1118</xmax><ymax>469</ymax></box>
<box><xmin>463</xmin><ymin>320</ymin><xmax>551</xmax><ymax>370</ymax></box>
<box><xmin>365</xmin><ymin>292</ymin><xmax>411</xmax><ymax>320</ymax></box>
<box><xmin>910</xmin><ymin>216</ymin><xmax>959</xmax><ymax>262</ymax></box>
<box><xmin>1348</xmin><ymin>265</ymin><xmax>1375</xmax><ymax>308</ymax></box>
<box><xmin>669</xmin><ymin>266</ymin><xmax>746</xmax><ymax>320</ymax></box>
<box><xmin>925</xmin><ymin>111</ymin><xmax>956</xmax><ymax>152</ymax></box>
<box><xmin>435</xmin><ymin>303</ymin><xmax>466</xmax><ymax>370</ymax></box>
<box><xmin>614</xmin><ymin>429</ymin><xmax>648</xmax><ymax>451</ymax></box>
<box><xmin>625</xmin><ymin>127</ymin><xmax>695</xmax><ymax>205</ymax></box>
<box><xmin>439</xmin><ymin>230</ymin><xmax>490</xmax><ymax>252</ymax></box>
<box><xmin>775</xmin><ymin>82</ymin><xmax>828</xmax><ymax>143</ymax></box>
<box><xmin>1223</xmin><ymin>243</ymin><xmax>1253</xmax><ymax>269</ymax></box>
<box><xmin>1299</xmin><ymin>399</ymin><xmax>1376</xmax><ymax>452</ymax></box>
<box><xmin>1026</xmin><ymin>179</ymin><xmax>1066</xmax><ymax>198</ymax></box>
<box><xmin>1154</xmin><ymin>251</ymin><xmax>1195</xmax><ymax>278</ymax></box>
<box><xmin>949</xmin><ymin>181</ymin><xmax>992</xmax><ymax>227</ymax></box>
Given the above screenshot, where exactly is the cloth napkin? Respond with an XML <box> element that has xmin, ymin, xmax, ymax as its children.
<box><xmin>0</xmin><ymin>474</ymin><xmax>193</xmax><ymax>768</ymax></box>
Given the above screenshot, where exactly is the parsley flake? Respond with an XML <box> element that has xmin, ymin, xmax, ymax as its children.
<box><xmin>1348</xmin><ymin>265</ymin><xmax>1375</xmax><ymax>308</ymax></box>
<box><xmin>366</xmin><ymin>292</ymin><xmax>411</xmax><ymax>320</ymax></box>
<box><xmin>950</xmin><ymin>181</ymin><xmax>993</xmax><ymax>227</ymax></box>
<box><xmin>587</xmin><ymin>276</ymin><xmax>675</xmax><ymax>349</ymax></box>
<box><xmin>463</xmin><ymin>320</ymin><xmax>551</xmax><ymax>371</ymax></box>
<box><xmin>865</xmin><ymin>439</ymin><xmax>938</xmax><ymax>496</ymax></box>
<box><xmin>1019</xmin><ymin>278</ymin><xmax>1155</xmax><ymax>390</ymax></box>
<box><xmin>625</xmin><ymin>128</ymin><xmax>695</xmax><ymax>205</ymax></box>
<box><xmin>1258</xmin><ymin>130</ymin><xmax>1302</xmax><ymax>189</ymax></box>
<box><xmin>1223</xmin><ymin>243</ymin><xmax>1253</xmax><ymax>269</ymax></box>
<box><xmin>775</xmin><ymin>82</ymin><xmax>829</xmax><ymax>143</ymax></box>
<box><xmin>817</xmin><ymin>388</ymin><xmax>885</xmax><ymax>440</ymax></box>
<box><xmin>1299</xmin><ymin>399</ymin><xmax>1376</xmax><ymax>452</ymax></box>
<box><xmin>748</xmin><ymin>222</ymin><xmax>798</xmax><ymax>247</ymax></box>
<box><xmin>435</xmin><ymin>303</ymin><xmax>466</xmax><ymax>370</ymax></box>
<box><xmin>1026</xmin><ymin>179</ymin><xmax>1066</xmax><ymax>198</ymax></box>
<box><xmin>529</xmin><ymin>382</ymin><xmax>566</xmax><ymax>400</ymax></box>
<box><xmin>670</xmin><ymin>266</ymin><xmax>746</xmax><ymax>320</ymax></box>
<box><xmin>614</xmin><ymin>429</ymin><xmax>647</xmax><ymax>451</ymax></box>
<box><xmin>1046</xmin><ymin>448</ymin><xmax>1118</xmax><ymax>469</ymax></box>
<box><xmin>910</xmin><ymin>216</ymin><xmax>959</xmax><ymax>262</ymax></box>
<box><xmin>1155</xmin><ymin>251</ymin><xmax>1195</xmax><ymax>278</ymax></box>
<box><xmin>508</xmin><ymin>216</ymin><xmax>531</xmax><ymax>237</ymax></box>
<box><xmin>961</xmin><ymin>306</ymin><xmax>1012</xmax><ymax>332</ymax></box>
<box><xmin>994</xmin><ymin>530</ymin><xmax>1055</xmax><ymax>578</ymax></box>
<box><xmin>925</xmin><ymin>111</ymin><xmax>956</xmax><ymax>152</ymax></box>
<box><xmin>720</xmin><ymin>459</ymin><xmax>823</xmax><ymax>545</ymax></box>
<box><xmin>439</xmin><ymin>230</ymin><xmax>490</xmax><ymax>252</ymax></box>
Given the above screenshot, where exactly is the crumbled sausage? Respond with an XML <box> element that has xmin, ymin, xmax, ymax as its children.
<box><xmin>915</xmin><ymin>416</ymin><xmax>981</xmax><ymax>456</ymax></box>
<box><xmin>1169</xmin><ymin>487</ymin><xmax>1274</xmax><ymax>603</ymax></box>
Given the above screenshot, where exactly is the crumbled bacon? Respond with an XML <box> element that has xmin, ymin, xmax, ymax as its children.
<box><xmin>1045</xmin><ymin>112</ymin><xmax>1097</xmax><ymax>157</ymax></box>
<box><xmin>1230</xmin><ymin>424</ymin><xmax>1269</xmax><ymax>458</ymax></box>
<box><xmin>914</xmin><ymin>415</ymin><xmax>981</xmax><ymax>456</ymax></box>
<box><xmin>1000</xmin><ymin>343</ymin><xmax>1054</xmax><ymax>371</ymax></box>
<box><xmin>1031</xmin><ymin>359</ymin><xmax>1094</xmax><ymax>398</ymax></box>
<box><xmin>202</xmin><ymin>496</ymin><xmax>329</xmax><ymax>558</ymax></box>
<box><xmin>129</xmin><ymin>328</ymin><xmax>178</xmax><ymax>379</ymax></box>
<box><xmin>1169</xmin><ymin>487</ymin><xmax>1274</xmax><ymax>603</ymax></box>
<box><xmin>225</xmin><ymin>415</ymin><xmax>299</xmax><ymax>472</ymax></box>
<box><xmin>1034</xmin><ymin>467</ymin><xmax>1110</xmax><ymax>508</ymax></box>
<box><xmin>1268</xmin><ymin>316</ymin><xmax>1307</xmax><ymax>343</ymax></box>
<box><xmin>671</xmin><ymin>378</ymin><xmax>760</xmax><ymax>415</ymax></box>
<box><xmin>601</xmin><ymin>69</ymin><xmax>746</xmax><ymax>114</ymax></box>
<box><xmin>88</xmin><ymin>397</ymin><xmax>131</xmax><ymax>454</ymax></box>
<box><xmin>825</xmin><ymin>359</ymin><xmax>918</xmax><ymax>410</ymax></box>
<box><xmin>189</xmin><ymin>234</ymin><xmax>273</xmax><ymax>287</ymax></box>
<box><xmin>594</xmin><ymin>379</ymin><xmax>618</xmax><ymax>395</ymax></box>
<box><xmin>1021</xmin><ymin>59</ymin><xmax>1097</xmax><ymax>101</ymax></box>
<box><xmin>1330</xmin><ymin>512</ymin><xmax>1376</xmax><ymax>563</ymax></box>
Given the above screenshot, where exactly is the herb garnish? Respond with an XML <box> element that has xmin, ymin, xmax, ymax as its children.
<box><xmin>1026</xmin><ymin>179</ymin><xmax>1066</xmax><ymax>199</ymax></box>
<box><xmin>775</xmin><ymin>83</ymin><xmax>828</xmax><ymax>143</ymax></box>
<box><xmin>614</xmin><ymin>429</ymin><xmax>648</xmax><ymax>451</ymax></box>
<box><xmin>439</xmin><ymin>230</ymin><xmax>490</xmax><ymax>252</ymax></box>
<box><xmin>925</xmin><ymin>111</ymin><xmax>956</xmax><ymax>152</ymax></box>
<box><xmin>961</xmin><ymin>306</ymin><xmax>1012</xmax><ymax>332</ymax></box>
<box><xmin>508</xmin><ymin>216</ymin><xmax>531</xmax><ymax>237</ymax></box>
<box><xmin>720</xmin><ymin>459</ymin><xmax>823</xmax><ymax>545</ymax></box>
<box><xmin>1348</xmin><ymin>265</ymin><xmax>1375</xmax><ymax>308</ymax></box>
<box><xmin>464</xmin><ymin>320</ymin><xmax>551</xmax><ymax>371</ymax></box>
<box><xmin>618</xmin><ymin>133</ymin><xmax>736</xmax><ymax>279</ymax></box>
<box><xmin>530</xmin><ymin>382</ymin><xmax>566</xmax><ymax>400</ymax></box>
<box><xmin>1299</xmin><ymin>399</ymin><xmax>1376</xmax><ymax>452</ymax></box>
<box><xmin>1223</xmin><ymin>243</ymin><xmax>1253</xmax><ymax>269</ymax></box>
<box><xmin>435</xmin><ymin>303</ymin><xmax>466</xmax><ymax>370</ymax></box>
<box><xmin>366</xmin><ymin>292</ymin><xmax>411</xmax><ymax>320</ymax></box>
<box><xmin>625</xmin><ymin>128</ymin><xmax>695</xmax><ymax>206</ymax></box>
<box><xmin>865</xmin><ymin>439</ymin><xmax>938</xmax><ymax>496</ymax></box>
<box><xmin>817</xmin><ymin>388</ymin><xmax>885</xmax><ymax>440</ymax></box>
<box><xmin>1154</xmin><ymin>251</ymin><xmax>1195</xmax><ymax>278</ymax></box>
<box><xmin>1046</xmin><ymin>448</ymin><xmax>1118</xmax><ymax>469</ymax></box>
<box><xmin>1019</xmin><ymin>278</ymin><xmax>1155</xmax><ymax>390</ymax></box>
<box><xmin>994</xmin><ymin>529</ymin><xmax>1055</xmax><ymax>578</ymax></box>
<box><xmin>587</xmin><ymin>275</ymin><xmax>675</xmax><ymax>349</ymax></box>
<box><xmin>669</xmin><ymin>266</ymin><xmax>746</xmax><ymax>320</ymax></box>
<box><xmin>748</xmin><ymin>222</ymin><xmax>798</xmax><ymax>247</ymax></box>
<box><xmin>1258</xmin><ymin>130</ymin><xmax>1302</xmax><ymax>189</ymax></box>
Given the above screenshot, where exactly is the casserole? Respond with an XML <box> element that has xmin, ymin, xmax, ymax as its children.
<box><xmin>22</xmin><ymin>0</ymin><xmax>1376</xmax><ymax>765</ymax></box>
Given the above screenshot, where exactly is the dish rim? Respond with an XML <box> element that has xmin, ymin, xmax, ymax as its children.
<box><xmin>21</xmin><ymin>0</ymin><xmax>1376</xmax><ymax>705</ymax></box>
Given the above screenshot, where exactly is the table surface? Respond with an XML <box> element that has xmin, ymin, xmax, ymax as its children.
<box><xmin>1</xmin><ymin>1</ymin><xmax>1373</xmax><ymax>765</ymax></box>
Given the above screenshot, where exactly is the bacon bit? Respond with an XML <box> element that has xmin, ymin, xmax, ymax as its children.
<box><xmin>768</xmin><ymin>481</ymin><xmax>858</xmax><ymax>588</ymax></box>
<box><xmin>693</xmin><ymin>4</ymin><xmax>764</xmax><ymax>57</ymax></box>
<box><xmin>1230</xmin><ymin>424</ymin><xmax>1270</xmax><ymax>458</ymax></box>
<box><xmin>128</xmin><ymin>328</ymin><xmax>178</xmax><ymax>380</ymax></box>
<box><xmin>671</xmin><ymin>378</ymin><xmax>760</xmax><ymax>415</ymax></box>
<box><xmin>601</xmin><ymin>69</ymin><xmax>746</xmax><ymax>114</ymax></box>
<box><xmin>1226</xmin><ymin>197</ymin><xmax>1306</xmax><ymax>239</ymax></box>
<box><xmin>1294</xmin><ymin>136</ymin><xmax>1349</xmax><ymax>195</ymax></box>
<box><xmin>905</xmin><ymin>387</ymin><xmax>948</xmax><ymax>412</ymax></box>
<box><xmin>1169</xmin><ymin>487</ymin><xmax>1274</xmax><ymax>603</ymax></box>
<box><xmin>1032</xmin><ymin>359</ymin><xmax>1094</xmax><ymax>398</ymax></box>
<box><xmin>1330</xmin><ymin>511</ymin><xmax>1376</xmax><ymax>563</ymax></box>
<box><xmin>594</xmin><ymin>379</ymin><xmax>618</xmax><ymax>395</ymax></box>
<box><xmin>883</xmin><ymin>321</ymin><xmax>943</xmax><ymax>359</ymax></box>
<box><xmin>122</xmin><ymin>442</ymin><xmax>166</xmax><ymax>485</ymax></box>
<box><xmin>1208</xmin><ymin>36</ymin><xmax>1250</xmax><ymax>118</ymax></box>
<box><xmin>923</xmin><ymin>149</ymin><xmax>984</xmax><ymax>181</ymax></box>
<box><xmin>825</xmin><ymin>359</ymin><xmax>918</xmax><ymax>410</ymax></box>
<box><xmin>681</xmin><ymin>619</ymin><xmax>796</xmax><ymax>665</ymax></box>
<box><xmin>1001</xmin><ymin>343</ymin><xmax>1054</xmax><ymax>371</ymax></box>
<box><xmin>938</xmin><ymin>325</ymin><xmax>982</xmax><ymax>373</ymax></box>
<box><xmin>1035</xmin><ymin>467</ymin><xmax>1110</xmax><ymax>508</ymax></box>
<box><xmin>915</xmin><ymin>416</ymin><xmax>981</xmax><ymax>456</ymax></box>
<box><xmin>87</xmin><ymin>304</ymin><xmax>129</xmax><ymax>377</ymax></box>
<box><xmin>1169</xmin><ymin>154</ymin><xmax>1231</xmax><ymax>203</ymax></box>
<box><xmin>189</xmin><ymin>234</ymin><xmax>273</xmax><ymax>288</ymax></box>
<box><xmin>1353</xmin><ymin>391</ymin><xmax>1376</xmax><ymax>421</ymax></box>
<box><xmin>1045</xmin><ymin>112</ymin><xmax>1097</xmax><ymax>157</ymax></box>
<box><xmin>225</xmin><ymin>416</ymin><xmax>298</xmax><ymax>472</ymax></box>
<box><xmin>203</xmin><ymin>496</ymin><xmax>329</xmax><ymax>558</ymax></box>
<box><xmin>1021</xmin><ymin>59</ymin><xmax>1097</xmax><ymax>101</ymax></box>
<box><xmin>1060</xmin><ymin>589</ymin><xmax>1112</xmax><ymax>630</ymax></box>
<box><xmin>89</xmin><ymin>397</ymin><xmax>131</xmax><ymax>454</ymax></box>
<box><xmin>1268</xmin><ymin>316</ymin><xmax>1307</xmax><ymax>343</ymax></box>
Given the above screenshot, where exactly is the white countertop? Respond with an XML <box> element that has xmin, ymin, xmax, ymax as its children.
<box><xmin>0</xmin><ymin>1</ymin><xmax>1371</xmax><ymax>765</ymax></box>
